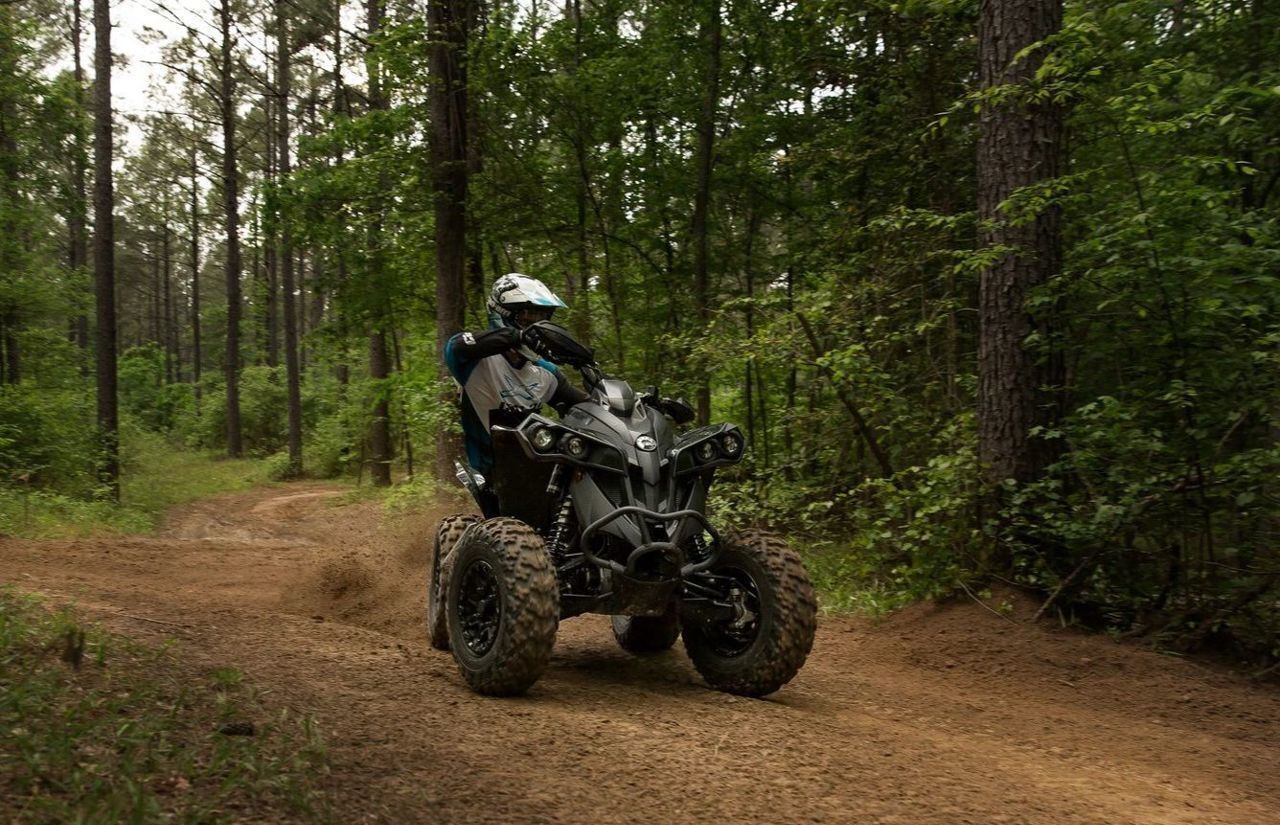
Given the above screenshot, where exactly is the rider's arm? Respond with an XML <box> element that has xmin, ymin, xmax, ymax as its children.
<box><xmin>549</xmin><ymin>370</ymin><xmax>589</xmax><ymax>414</ymax></box>
<box><xmin>443</xmin><ymin>328</ymin><xmax>520</xmax><ymax>380</ymax></box>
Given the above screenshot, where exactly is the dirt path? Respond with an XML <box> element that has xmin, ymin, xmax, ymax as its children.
<box><xmin>4</xmin><ymin>483</ymin><xmax>1278</xmax><ymax>824</ymax></box>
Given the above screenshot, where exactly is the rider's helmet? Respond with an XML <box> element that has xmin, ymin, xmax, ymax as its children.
<box><xmin>487</xmin><ymin>273</ymin><xmax>567</xmax><ymax>360</ymax></box>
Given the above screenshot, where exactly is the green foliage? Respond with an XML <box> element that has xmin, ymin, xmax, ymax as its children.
<box><xmin>3</xmin><ymin>0</ymin><xmax>1279</xmax><ymax>662</ymax></box>
<box><xmin>0</xmin><ymin>386</ymin><xmax>98</xmax><ymax>495</ymax></box>
<box><xmin>120</xmin><ymin>345</ymin><xmax>194</xmax><ymax>432</ymax></box>
<box><xmin>0</xmin><ymin>588</ymin><xmax>329</xmax><ymax>823</ymax></box>
<box><xmin>0</xmin><ymin>429</ymin><xmax>270</xmax><ymax>538</ymax></box>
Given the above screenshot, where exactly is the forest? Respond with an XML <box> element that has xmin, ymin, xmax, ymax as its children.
<box><xmin>1</xmin><ymin>0</ymin><xmax>1278</xmax><ymax>669</ymax></box>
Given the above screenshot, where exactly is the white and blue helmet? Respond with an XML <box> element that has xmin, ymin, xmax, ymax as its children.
<box><xmin>486</xmin><ymin>273</ymin><xmax>567</xmax><ymax>331</ymax></box>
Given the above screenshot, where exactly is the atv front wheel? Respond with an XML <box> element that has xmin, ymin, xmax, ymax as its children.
<box><xmin>446</xmin><ymin>518</ymin><xmax>560</xmax><ymax>696</ymax></box>
<box><xmin>428</xmin><ymin>514</ymin><xmax>481</xmax><ymax>651</ymax></box>
<box><xmin>611</xmin><ymin>602</ymin><xmax>680</xmax><ymax>654</ymax></box>
<box><xmin>683</xmin><ymin>530</ymin><xmax>817</xmax><ymax>697</ymax></box>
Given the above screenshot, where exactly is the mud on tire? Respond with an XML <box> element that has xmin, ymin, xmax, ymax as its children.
<box><xmin>683</xmin><ymin>530</ymin><xmax>817</xmax><ymax>697</ymax></box>
<box><xmin>428</xmin><ymin>514</ymin><xmax>481</xmax><ymax>651</ymax></box>
<box><xmin>446</xmin><ymin>518</ymin><xmax>560</xmax><ymax>696</ymax></box>
<box><xmin>611</xmin><ymin>602</ymin><xmax>680</xmax><ymax>654</ymax></box>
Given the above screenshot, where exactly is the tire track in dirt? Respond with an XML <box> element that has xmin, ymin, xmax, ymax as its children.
<box><xmin>3</xmin><ymin>482</ymin><xmax>1277</xmax><ymax>824</ymax></box>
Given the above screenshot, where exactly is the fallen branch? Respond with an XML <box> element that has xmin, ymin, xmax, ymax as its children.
<box><xmin>1252</xmin><ymin>660</ymin><xmax>1280</xmax><ymax>680</ymax></box>
<box><xmin>956</xmin><ymin>579</ymin><xmax>1015</xmax><ymax>623</ymax></box>
<box><xmin>794</xmin><ymin>313</ymin><xmax>896</xmax><ymax>480</ymax></box>
<box><xmin>1033</xmin><ymin>550</ymin><xmax>1102</xmax><ymax>623</ymax></box>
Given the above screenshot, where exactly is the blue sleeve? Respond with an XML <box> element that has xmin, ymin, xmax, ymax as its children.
<box><xmin>444</xmin><ymin>333</ymin><xmax>474</xmax><ymax>383</ymax></box>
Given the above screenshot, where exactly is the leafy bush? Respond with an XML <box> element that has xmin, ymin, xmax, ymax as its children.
<box><xmin>0</xmin><ymin>386</ymin><xmax>98</xmax><ymax>495</ymax></box>
<box><xmin>178</xmin><ymin>367</ymin><xmax>291</xmax><ymax>455</ymax></box>
<box><xmin>118</xmin><ymin>344</ymin><xmax>193</xmax><ymax>432</ymax></box>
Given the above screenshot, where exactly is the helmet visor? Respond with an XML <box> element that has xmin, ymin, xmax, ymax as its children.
<box><xmin>514</xmin><ymin>306</ymin><xmax>555</xmax><ymax>327</ymax></box>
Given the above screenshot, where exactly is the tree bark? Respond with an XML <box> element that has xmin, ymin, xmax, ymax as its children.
<box><xmin>189</xmin><ymin>125</ymin><xmax>202</xmax><ymax>412</ymax></box>
<box><xmin>277</xmin><ymin>0</ymin><xmax>303</xmax><ymax>476</ymax></box>
<box><xmin>429</xmin><ymin>0</ymin><xmax>470</xmax><ymax>481</ymax></box>
<box><xmin>690</xmin><ymin>0</ymin><xmax>721</xmax><ymax>426</ymax></box>
<box><xmin>93</xmin><ymin>0</ymin><xmax>119</xmax><ymax>497</ymax></box>
<box><xmin>220</xmin><ymin>0</ymin><xmax>243</xmax><ymax>457</ymax></box>
<box><xmin>977</xmin><ymin>0</ymin><xmax>1066</xmax><ymax>556</ymax></box>
<box><xmin>70</xmin><ymin>0</ymin><xmax>89</xmax><ymax>355</ymax></box>
<box><xmin>163</xmin><ymin>222</ymin><xmax>175</xmax><ymax>382</ymax></box>
<box><xmin>1</xmin><ymin>64</ymin><xmax>19</xmax><ymax>386</ymax></box>
<box><xmin>366</xmin><ymin>0</ymin><xmax>392</xmax><ymax>487</ymax></box>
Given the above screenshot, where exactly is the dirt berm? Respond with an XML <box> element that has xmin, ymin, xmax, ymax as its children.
<box><xmin>4</xmin><ymin>483</ymin><xmax>1277</xmax><ymax>824</ymax></box>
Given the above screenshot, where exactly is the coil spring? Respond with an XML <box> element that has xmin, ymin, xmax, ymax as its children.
<box><xmin>545</xmin><ymin>496</ymin><xmax>575</xmax><ymax>564</ymax></box>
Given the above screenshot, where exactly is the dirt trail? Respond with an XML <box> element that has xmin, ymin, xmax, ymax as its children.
<box><xmin>4</xmin><ymin>483</ymin><xmax>1278</xmax><ymax>824</ymax></box>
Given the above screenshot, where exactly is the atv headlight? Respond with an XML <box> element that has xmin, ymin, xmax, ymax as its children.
<box><xmin>564</xmin><ymin>435</ymin><xmax>588</xmax><ymax>458</ymax></box>
<box><xmin>695</xmin><ymin>440</ymin><xmax>717</xmax><ymax>462</ymax></box>
<box><xmin>721</xmin><ymin>433</ymin><xmax>743</xmax><ymax>457</ymax></box>
<box><xmin>530</xmin><ymin>427</ymin><xmax>556</xmax><ymax>452</ymax></box>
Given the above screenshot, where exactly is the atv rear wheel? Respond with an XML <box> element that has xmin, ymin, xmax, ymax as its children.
<box><xmin>446</xmin><ymin>518</ymin><xmax>559</xmax><ymax>696</ymax></box>
<box><xmin>611</xmin><ymin>602</ymin><xmax>680</xmax><ymax>654</ymax></box>
<box><xmin>683</xmin><ymin>530</ymin><xmax>817</xmax><ymax>697</ymax></box>
<box><xmin>428</xmin><ymin>514</ymin><xmax>481</xmax><ymax>651</ymax></box>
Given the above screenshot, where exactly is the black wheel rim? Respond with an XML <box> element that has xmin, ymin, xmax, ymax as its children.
<box><xmin>705</xmin><ymin>564</ymin><xmax>763</xmax><ymax>657</ymax></box>
<box><xmin>457</xmin><ymin>558</ymin><xmax>502</xmax><ymax>656</ymax></box>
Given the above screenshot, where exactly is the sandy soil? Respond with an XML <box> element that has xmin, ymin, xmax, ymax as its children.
<box><xmin>3</xmin><ymin>483</ymin><xmax>1278</xmax><ymax>824</ymax></box>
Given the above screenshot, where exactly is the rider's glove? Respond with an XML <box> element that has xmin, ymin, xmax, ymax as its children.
<box><xmin>520</xmin><ymin>325</ymin><xmax>551</xmax><ymax>357</ymax></box>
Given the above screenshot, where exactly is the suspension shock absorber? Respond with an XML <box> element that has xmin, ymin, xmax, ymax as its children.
<box><xmin>545</xmin><ymin>491</ymin><xmax>576</xmax><ymax>566</ymax></box>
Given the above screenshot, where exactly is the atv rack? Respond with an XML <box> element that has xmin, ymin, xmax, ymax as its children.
<box><xmin>578</xmin><ymin>505</ymin><xmax>722</xmax><ymax>577</ymax></box>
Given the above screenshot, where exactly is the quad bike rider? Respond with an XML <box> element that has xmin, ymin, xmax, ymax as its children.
<box><xmin>429</xmin><ymin>273</ymin><xmax>817</xmax><ymax>697</ymax></box>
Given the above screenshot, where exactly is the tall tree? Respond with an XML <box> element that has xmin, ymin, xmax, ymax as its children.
<box><xmin>976</xmin><ymin>0</ymin><xmax>1065</xmax><ymax>499</ymax></box>
<box><xmin>429</xmin><ymin>0</ymin><xmax>470</xmax><ymax>481</ymax></box>
<box><xmin>365</xmin><ymin>0</ymin><xmax>391</xmax><ymax>487</ymax></box>
<box><xmin>188</xmin><ymin>103</ymin><xmax>202</xmax><ymax>411</ymax></box>
<box><xmin>92</xmin><ymin>0</ymin><xmax>119</xmax><ymax>497</ymax></box>
<box><xmin>277</xmin><ymin>0</ymin><xmax>303</xmax><ymax>475</ymax></box>
<box><xmin>690</xmin><ymin>0</ymin><xmax>722</xmax><ymax>426</ymax></box>
<box><xmin>219</xmin><ymin>0</ymin><xmax>244</xmax><ymax>456</ymax></box>
<box><xmin>69</xmin><ymin>0</ymin><xmax>89</xmax><ymax>354</ymax></box>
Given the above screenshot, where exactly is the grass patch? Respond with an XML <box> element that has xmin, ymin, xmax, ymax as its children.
<box><xmin>0</xmin><ymin>431</ymin><xmax>271</xmax><ymax>538</ymax></box>
<box><xmin>800</xmin><ymin>540</ymin><xmax>920</xmax><ymax>616</ymax></box>
<box><xmin>0</xmin><ymin>587</ymin><xmax>330</xmax><ymax>824</ymax></box>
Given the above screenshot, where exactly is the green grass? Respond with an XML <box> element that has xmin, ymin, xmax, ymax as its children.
<box><xmin>0</xmin><ymin>431</ymin><xmax>272</xmax><ymax>539</ymax></box>
<box><xmin>0</xmin><ymin>588</ymin><xmax>330</xmax><ymax>824</ymax></box>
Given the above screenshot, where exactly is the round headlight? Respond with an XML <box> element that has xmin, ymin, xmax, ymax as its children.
<box><xmin>721</xmin><ymin>433</ymin><xmax>742</xmax><ymax>456</ymax></box>
<box><xmin>565</xmin><ymin>435</ymin><xmax>588</xmax><ymax>458</ymax></box>
<box><xmin>695</xmin><ymin>440</ymin><xmax>717</xmax><ymax>462</ymax></box>
<box><xmin>531</xmin><ymin>427</ymin><xmax>556</xmax><ymax>452</ymax></box>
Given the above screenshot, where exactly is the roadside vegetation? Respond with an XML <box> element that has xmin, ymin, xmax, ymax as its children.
<box><xmin>0</xmin><ymin>587</ymin><xmax>329</xmax><ymax>824</ymax></box>
<box><xmin>0</xmin><ymin>422</ymin><xmax>271</xmax><ymax>538</ymax></box>
<box><xmin>1</xmin><ymin>0</ymin><xmax>1277</xmax><ymax>669</ymax></box>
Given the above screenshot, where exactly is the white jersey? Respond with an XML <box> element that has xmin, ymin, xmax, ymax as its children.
<box><xmin>462</xmin><ymin>353</ymin><xmax>559</xmax><ymax>431</ymax></box>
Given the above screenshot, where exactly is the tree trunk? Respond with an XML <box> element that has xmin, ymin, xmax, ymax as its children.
<box><xmin>189</xmin><ymin>128</ymin><xmax>202</xmax><ymax>412</ymax></box>
<box><xmin>690</xmin><ymin>0</ymin><xmax>721</xmax><ymax>426</ymax></box>
<box><xmin>163</xmin><ymin>222</ymin><xmax>175</xmax><ymax>382</ymax></box>
<box><xmin>364</xmin><ymin>0</ymin><xmax>393</xmax><ymax>487</ymax></box>
<box><xmin>429</xmin><ymin>0</ymin><xmax>471</xmax><ymax>481</ymax></box>
<box><xmin>569</xmin><ymin>0</ymin><xmax>592</xmax><ymax>345</ymax></box>
<box><xmin>1</xmin><ymin>67</ymin><xmax>19</xmax><ymax>387</ymax></box>
<box><xmin>977</xmin><ymin>0</ymin><xmax>1066</xmax><ymax>557</ymax></box>
<box><xmin>277</xmin><ymin>0</ymin><xmax>303</xmax><ymax>476</ymax></box>
<box><xmin>220</xmin><ymin>0</ymin><xmax>243</xmax><ymax>457</ymax></box>
<box><xmin>70</xmin><ymin>0</ymin><xmax>90</xmax><ymax>356</ymax></box>
<box><xmin>93</xmin><ymin>0</ymin><xmax>119</xmax><ymax>497</ymax></box>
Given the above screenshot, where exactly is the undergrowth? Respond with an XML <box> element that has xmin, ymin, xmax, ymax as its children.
<box><xmin>0</xmin><ymin>429</ymin><xmax>271</xmax><ymax>538</ymax></box>
<box><xmin>0</xmin><ymin>588</ymin><xmax>330</xmax><ymax>824</ymax></box>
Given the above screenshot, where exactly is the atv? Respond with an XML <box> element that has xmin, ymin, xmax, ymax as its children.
<box><xmin>428</xmin><ymin>321</ymin><xmax>817</xmax><ymax>697</ymax></box>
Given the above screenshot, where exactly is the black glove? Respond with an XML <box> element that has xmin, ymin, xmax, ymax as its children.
<box><xmin>521</xmin><ymin>324</ymin><xmax>551</xmax><ymax>357</ymax></box>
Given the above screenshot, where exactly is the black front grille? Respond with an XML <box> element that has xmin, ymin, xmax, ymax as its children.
<box><xmin>595</xmin><ymin>474</ymin><xmax>628</xmax><ymax>508</ymax></box>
